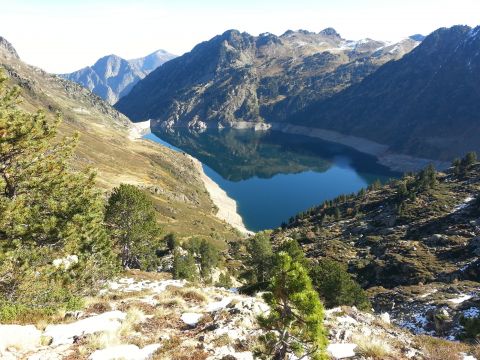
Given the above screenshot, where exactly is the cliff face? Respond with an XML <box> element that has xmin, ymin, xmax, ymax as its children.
<box><xmin>115</xmin><ymin>29</ymin><xmax>419</xmax><ymax>129</ymax></box>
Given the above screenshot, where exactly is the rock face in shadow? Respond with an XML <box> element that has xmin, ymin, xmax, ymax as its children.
<box><xmin>296</xmin><ymin>25</ymin><xmax>480</xmax><ymax>160</ymax></box>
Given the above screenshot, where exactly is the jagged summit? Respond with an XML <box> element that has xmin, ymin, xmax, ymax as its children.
<box><xmin>0</xmin><ymin>36</ymin><xmax>19</xmax><ymax>59</ymax></box>
<box><xmin>409</xmin><ymin>33</ymin><xmax>425</xmax><ymax>41</ymax></box>
<box><xmin>116</xmin><ymin>28</ymin><xmax>419</xmax><ymax>125</ymax></box>
<box><xmin>319</xmin><ymin>27</ymin><xmax>341</xmax><ymax>38</ymax></box>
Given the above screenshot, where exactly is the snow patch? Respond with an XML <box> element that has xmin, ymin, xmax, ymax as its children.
<box><xmin>89</xmin><ymin>343</ymin><xmax>161</xmax><ymax>360</ymax></box>
<box><xmin>449</xmin><ymin>294</ymin><xmax>472</xmax><ymax>304</ymax></box>
<box><xmin>327</xmin><ymin>343</ymin><xmax>357</xmax><ymax>359</ymax></box>
<box><xmin>181</xmin><ymin>312</ymin><xmax>203</xmax><ymax>326</ymax></box>
<box><xmin>44</xmin><ymin>311</ymin><xmax>126</xmax><ymax>345</ymax></box>
<box><xmin>463</xmin><ymin>307</ymin><xmax>480</xmax><ymax>318</ymax></box>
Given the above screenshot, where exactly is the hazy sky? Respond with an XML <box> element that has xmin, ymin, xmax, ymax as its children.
<box><xmin>1</xmin><ymin>0</ymin><xmax>479</xmax><ymax>73</ymax></box>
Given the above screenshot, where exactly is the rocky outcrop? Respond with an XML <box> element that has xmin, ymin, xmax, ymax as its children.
<box><xmin>0</xmin><ymin>37</ymin><xmax>19</xmax><ymax>60</ymax></box>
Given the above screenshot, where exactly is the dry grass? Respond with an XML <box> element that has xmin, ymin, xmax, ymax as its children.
<box><xmin>165</xmin><ymin>286</ymin><xmax>208</xmax><ymax>304</ymax></box>
<box><xmin>353</xmin><ymin>334</ymin><xmax>396</xmax><ymax>359</ymax></box>
<box><xmin>117</xmin><ymin>300</ymin><xmax>157</xmax><ymax>315</ymax></box>
<box><xmin>152</xmin><ymin>340</ymin><xmax>209</xmax><ymax>360</ymax></box>
<box><xmin>84</xmin><ymin>298</ymin><xmax>112</xmax><ymax>315</ymax></box>
<box><xmin>102</xmin><ymin>289</ymin><xmax>153</xmax><ymax>302</ymax></box>
<box><xmin>416</xmin><ymin>335</ymin><xmax>468</xmax><ymax>360</ymax></box>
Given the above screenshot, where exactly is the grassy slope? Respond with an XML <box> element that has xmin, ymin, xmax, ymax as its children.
<box><xmin>0</xmin><ymin>53</ymin><xmax>239</xmax><ymax>246</ymax></box>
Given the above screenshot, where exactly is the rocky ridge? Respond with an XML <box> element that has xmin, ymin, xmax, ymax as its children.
<box><xmin>115</xmin><ymin>28</ymin><xmax>419</xmax><ymax>129</ymax></box>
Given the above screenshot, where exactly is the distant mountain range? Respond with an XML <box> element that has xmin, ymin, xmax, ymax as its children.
<box><xmin>61</xmin><ymin>50</ymin><xmax>177</xmax><ymax>104</ymax></box>
<box><xmin>115</xmin><ymin>25</ymin><xmax>480</xmax><ymax>162</ymax></box>
<box><xmin>295</xmin><ymin>25</ymin><xmax>480</xmax><ymax>160</ymax></box>
<box><xmin>115</xmin><ymin>28</ymin><xmax>419</xmax><ymax>128</ymax></box>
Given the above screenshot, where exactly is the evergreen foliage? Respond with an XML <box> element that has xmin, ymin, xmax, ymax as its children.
<box><xmin>310</xmin><ymin>259</ymin><xmax>371</xmax><ymax>311</ymax></box>
<box><xmin>172</xmin><ymin>249</ymin><xmax>198</xmax><ymax>281</ymax></box>
<box><xmin>198</xmin><ymin>239</ymin><xmax>220</xmax><ymax>278</ymax></box>
<box><xmin>105</xmin><ymin>184</ymin><xmax>162</xmax><ymax>270</ymax></box>
<box><xmin>245</xmin><ymin>232</ymin><xmax>273</xmax><ymax>283</ymax></box>
<box><xmin>256</xmin><ymin>252</ymin><xmax>328</xmax><ymax>360</ymax></box>
<box><xmin>0</xmin><ymin>71</ymin><xmax>117</xmax><ymax>317</ymax></box>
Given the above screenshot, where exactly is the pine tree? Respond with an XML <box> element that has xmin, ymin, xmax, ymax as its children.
<box><xmin>198</xmin><ymin>239</ymin><xmax>219</xmax><ymax>279</ymax></box>
<box><xmin>256</xmin><ymin>252</ymin><xmax>328</xmax><ymax>360</ymax></box>
<box><xmin>164</xmin><ymin>233</ymin><xmax>178</xmax><ymax>252</ymax></box>
<box><xmin>310</xmin><ymin>259</ymin><xmax>371</xmax><ymax>311</ymax></box>
<box><xmin>0</xmin><ymin>71</ymin><xmax>117</xmax><ymax>312</ymax></box>
<box><xmin>105</xmin><ymin>184</ymin><xmax>162</xmax><ymax>270</ymax></box>
<box><xmin>172</xmin><ymin>249</ymin><xmax>197</xmax><ymax>281</ymax></box>
<box><xmin>245</xmin><ymin>232</ymin><xmax>273</xmax><ymax>283</ymax></box>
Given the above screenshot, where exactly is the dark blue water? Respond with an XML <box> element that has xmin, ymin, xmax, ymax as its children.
<box><xmin>144</xmin><ymin>130</ymin><xmax>398</xmax><ymax>231</ymax></box>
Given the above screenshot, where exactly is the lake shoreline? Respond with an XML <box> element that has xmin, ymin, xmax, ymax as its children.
<box><xmin>154</xmin><ymin>120</ymin><xmax>450</xmax><ymax>172</ymax></box>
<box><xmin>135</xmin><ymin>123</ymin><xmax>252</xmax><ymax>235</ymax></box>
<box><xmin>271</xmin><ymin>123</ymin><xmax>451</xmax><ymax>172</ymax></box>
<box><xmin>190</xmin><ymin>156</ymin><xmax>253</xmax><ymax>236</ymax></box>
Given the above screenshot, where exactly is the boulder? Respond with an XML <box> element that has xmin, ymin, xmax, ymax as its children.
<box><xmin>0</xmin><ymin>324</ymin><xmax>42</xmax><ymax>352</ymax></box>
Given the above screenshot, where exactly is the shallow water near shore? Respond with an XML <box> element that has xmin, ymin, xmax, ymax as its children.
<box><xmin>144</xmin><ymin>129</ymin><xmax>399</xmax><ymax>231</ymax></box>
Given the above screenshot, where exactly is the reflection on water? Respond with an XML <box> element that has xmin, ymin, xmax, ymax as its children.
<box><xmin>145</xmin><ymin>128</ymin><xmax>399</xmax><ymax>231</ymax></box>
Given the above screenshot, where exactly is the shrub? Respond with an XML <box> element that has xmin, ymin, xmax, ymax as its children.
<box><xmin>172</xmin><ymin>250</ymin><xmax>197</xmax><ymax>281</ymax></box>
<box><xmin>310</xmin><ymin>259</ymin><xmax>371</xmax><ymax>311</ymax></box>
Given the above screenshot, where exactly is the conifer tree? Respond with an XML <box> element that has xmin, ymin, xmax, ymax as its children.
<box><xmin>198</xmin><ymin>239</ymin><xmax>219</xmax><ymax>278</ymax></box>
<box><xmin>172</xmin><ymin>249</ymin><xmax>197</xmax><ymax>281</ymax></box>
<box><xmin>105</xmin><ymin>184</ymin><xmax>162</xmax><ymax>270</ymax></box>
<box><xmin>245</xmin><ymin>232</ymin><xmax>273</xmax><ymax>283</ymax></box>
<box><xmin>0</xmin><ymin>71</ymin><xmax>117</xmax><ymax>312</ymax></box>
<box><xmin>256</xmin><ymin>252</ymin><xmax>328</xmax><ymax>360</ymax></box>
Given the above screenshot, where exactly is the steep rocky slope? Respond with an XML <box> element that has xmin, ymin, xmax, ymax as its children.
<box><xmin>272</xmin><ymin>160</ymin><xmax>480</xmax><ymax>339</ymax></box>
<box><xmin>61</xmin><ymin>50</ymin><xmax>177</xmax><ymax>104</ymax></box>
<box><xmin>0</xmin><ymin>36</ymin><xmax>238</xmax><ymax>243</ymax></box>
<box><xmin>115</xmin><ymin>29</ymin><xmax>419</xmax><ymax>128</ymax></box>
<box><xmin>295</xmin><ymin>25</ymin><xmax>480</xmax><ymax>161</ymax></box>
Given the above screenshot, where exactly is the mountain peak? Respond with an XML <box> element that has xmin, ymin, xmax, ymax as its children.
<box><xmin>409</xmin><ymin>34</ymin><xmax>425</xmax><ymax>41</ymax></box>
<box><xmin>0</xmin><ymin>36</ymin><xmax>19</xmax><ymax>59</ymax></box>
<box><xmin>319</xmin><ymin>27</ymin><xmax>341</xmax><ymax>38</ymax></box>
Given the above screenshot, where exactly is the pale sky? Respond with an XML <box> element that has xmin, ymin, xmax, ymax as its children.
<box><xmin>1</xmin><ymin>0</ymin><xmax>479</xmax><ymax>73</ymax></box>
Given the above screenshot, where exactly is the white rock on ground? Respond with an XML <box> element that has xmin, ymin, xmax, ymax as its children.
<box><xmin>0</xmin><ymin>324</ymin><xmax>42</xmax><ymax>351</ymax></box>
<box><xmin>180</xmin><ymin>312</ymin><xmax>203</xmax><ymax>326</ymax></box>
<box><xmin>89</xmin><ymin>343</ymin><xmax>161</xmax><ymax>360</ymax></box>
<box><xmin>327</xmin><ymin>343</ymin><xmax>357</xmax><ymax>359</ymax></box>
<box><xmin>44</xmin><ymin>311</ymin><xmax>127</xmax><ymax>345</ymax></box>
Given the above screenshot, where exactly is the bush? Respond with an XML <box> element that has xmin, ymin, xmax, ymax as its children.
<box><xmin>198</xmin><ymin>239</ymin><xmax>220</xmax><ymax>279</ymax></box>
<box><xmin>172</xmin><ymin>250</ymin><xmax>197</xmax><ymax>281</ymax></box>
<box><xmin>256</xmin><ymin>252</ymin><xmax>328</xmax><ymax>360</ymax></box>
<box><xmin>459</xmin><ymin>316</ymin><xmax>480</xmax><ymax>340</ymax></box>
<box><xmin>310</xmin><ymin>259</ymin><xmax>371</xmax><ymax>311</ymax></box>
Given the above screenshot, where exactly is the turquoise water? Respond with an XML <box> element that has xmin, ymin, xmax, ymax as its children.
<box><xmin>144</xmin><ymin>130</ymin><xmax>398</xmax><ymax>231</ymax></box>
